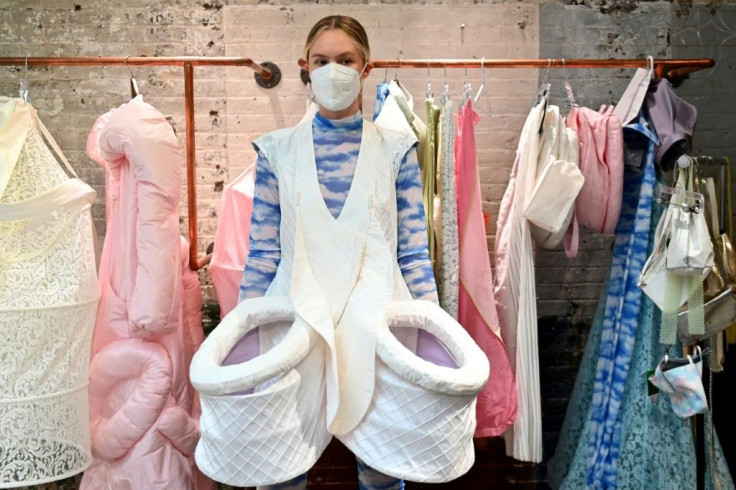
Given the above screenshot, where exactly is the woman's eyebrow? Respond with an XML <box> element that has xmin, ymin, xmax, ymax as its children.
<box><xmin>310</xmin><ymin>51</ymin><xmax>356</xmax><ymax>59</ymax></box>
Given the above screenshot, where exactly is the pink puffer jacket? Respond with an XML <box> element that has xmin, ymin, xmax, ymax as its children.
<box><xmin>82</xmin><ymin>96</ymin><xmax>212</xmax><ymax>489</ymax></box>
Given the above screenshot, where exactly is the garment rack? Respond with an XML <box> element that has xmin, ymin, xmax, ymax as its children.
<box><xmin>365</xmin><ymin>58</ymin><xmax>715</xmax><ymax>82</ymax></box>
<box><xmin>0</xmin><ymin>56</ymin><xmax>281</xmax><ymax>271</ymax></box>
<box><xmin>1</xmin><ymin>56</ymin><xmax>715</xmax><ymax>271</ymax></box>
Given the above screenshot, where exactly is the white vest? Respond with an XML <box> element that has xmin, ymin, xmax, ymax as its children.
<box><xmin>254</xmin><ymin>119</ymin><xmax>417</xmax><ymax>434</ymax></box>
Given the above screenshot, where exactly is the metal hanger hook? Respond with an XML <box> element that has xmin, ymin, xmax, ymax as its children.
<box><xmin>394</xmin><ymin>58</ymin><xmax>401</xmax><ymax>80</ymax></box>
<box><xmin>124</xmin><ymin>55</ymin><xmax>135</xmax><ymax>77</ymax></box>
<box><xmin>542</xmin><ymin>58</ymin><xmax>552</xmax><ymax>84</ymax></box>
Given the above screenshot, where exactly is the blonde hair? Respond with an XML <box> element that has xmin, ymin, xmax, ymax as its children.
<box><xmin>304</xmin><ymin>15</ymin><xmax>370</xmax><ymax>65</ymax></box>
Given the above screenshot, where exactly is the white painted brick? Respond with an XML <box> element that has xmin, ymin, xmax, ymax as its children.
<box><xmin>5</xmin><ymin>0</ymin><xmax>730</xmax><ymax>325</ymax></box>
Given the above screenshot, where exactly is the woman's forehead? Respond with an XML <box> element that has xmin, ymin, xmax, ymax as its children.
<box><xmin>310</xmin><ymin>29</ymin><xmax>361</xmax><ymax>57</ymax></box>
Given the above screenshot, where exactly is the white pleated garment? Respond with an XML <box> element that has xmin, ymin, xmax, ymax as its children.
<box><xmin>494</xmin><ymin>101</ymin><xmax>546</xmax><ymax>463</ymax></box>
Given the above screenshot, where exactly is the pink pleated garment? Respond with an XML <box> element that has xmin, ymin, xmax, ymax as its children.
<box><xmin>209</xmin><ymin>165</ymin><xmax>255</xmax><ymax>318</ymax></box>
<box><xmin>455</xmin><ymin>101</ymin><xmax>517</xmax><ymax>437</ymax></box>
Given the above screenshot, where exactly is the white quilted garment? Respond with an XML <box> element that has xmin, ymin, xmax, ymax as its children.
<box><xmin>189</xmin><ymin>296</ymin><xmax>331</xmax><ymax>486</ymax></box>
<box><xmin>339</xmin><ymin>300</ymin><xmax>490</xmax><ymax>483</ymax></box>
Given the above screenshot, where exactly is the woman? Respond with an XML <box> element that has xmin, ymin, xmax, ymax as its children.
<box><xmin>236</xmin><ymin>15</ymin><xmax>439</xmax><ymax>490</ymax></box>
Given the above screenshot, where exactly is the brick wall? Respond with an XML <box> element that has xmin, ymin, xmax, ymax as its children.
<box><xmin>1</xmin><ymin>1</ymin><xmax>734</xmax><ymax>486</ymax></box>
<box><xmin>2</xmin><ymin>1</ymin><xmax>732</xmax><ymax>310</ymax></box>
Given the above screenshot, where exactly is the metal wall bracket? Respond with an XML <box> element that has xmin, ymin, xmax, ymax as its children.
<box><xmin>255</xmin><ymin>61</ymin><xmax>281</xmax><ymax>88</ymax></box>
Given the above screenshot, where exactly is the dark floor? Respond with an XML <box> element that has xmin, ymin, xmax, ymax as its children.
<box><xmin>17</xmin><ymin>437</ymin><xmax>549</xmax><ymax>490</ymax></box>
<box><xmin>298</xmin><ymin>437</ymin><xmax>549</xmax><ymax>489</ymax></box>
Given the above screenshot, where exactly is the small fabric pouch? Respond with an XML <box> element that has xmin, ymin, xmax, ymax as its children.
<box><xmin>525</xmin><ymin>154</ymin><xmax>584</xmax><ymax>234</ymax></box>
<box><xmin>648</xmin><ymin>346</ymin><xmax>708</xmax><ymax>419</ymax></box>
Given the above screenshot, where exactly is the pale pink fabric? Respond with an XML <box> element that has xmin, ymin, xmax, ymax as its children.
<box><xmin>455</xmin><ymin>101</ymin><xmax>517</xmax><ymax>437</ymax></box>
<box><xmin>210</xmin><ymin>165</ymin><xmax>255</xmax><ymax>318</ymax></box>
<box><xmin>566</xmin><ymin>105</ymin><xmax>624</xmax><ymax>235</ymax></box>
<box><xmin>82</xmin><ymin>96</ymin><xmax>213</xmax><ymax>490</ymax></box>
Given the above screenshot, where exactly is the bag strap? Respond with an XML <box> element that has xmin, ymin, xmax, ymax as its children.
<box><xmin>28</xmin><ymin>104</ymin><xmax>79</xmax><ymax>178</ymax></box>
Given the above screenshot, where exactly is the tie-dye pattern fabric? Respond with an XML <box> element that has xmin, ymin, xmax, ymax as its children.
<box><xmin>238</xmin><ymin>112</ymin><xmax>437</xmax><ymax>304</ymax></box>
<box><xmin>585</xmin><ymin>112</ymin><xmax>657</xmax><ymax>488</ymax></box>
<box><xmin>546</xmin><ymin>112</ymin><xmax>735</xmax><ymax>490</ymax></box>
<box><xmin>373</xmin><ymin>82</ymin><xmax>390</xmax><ymax>121</ymax></box>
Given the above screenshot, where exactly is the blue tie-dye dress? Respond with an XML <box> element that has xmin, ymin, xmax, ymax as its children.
<box><xmin>547</xmin><ymin>112</ymin><xmax>734</xmax><ymax>490</ymax></box>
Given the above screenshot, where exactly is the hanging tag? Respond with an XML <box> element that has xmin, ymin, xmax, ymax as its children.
<box><xmin>613</xmin><ymin>66</ymin><xmax>652</xmax><ymax>126</ymax></box>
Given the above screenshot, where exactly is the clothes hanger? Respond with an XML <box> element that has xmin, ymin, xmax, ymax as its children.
<box><xmin>655</xmin><ymin>155</ymin><xmax>704</xmax><ymax>213</ymax></box>
<box><xmin>533</xmin><ymin>58</ymin><xmax>552</xmax><ymax>107</ymax></box>
<box><xmin>474</xmin><ymin>57</ymin><xmax>485</xmax><ymax>104</ymax></box>
<box><xmin>534</xmin><ymin>59</ymin><xmax>552</xmax><ymax>133</ymax></box>
<box><xmin>393</xmin><ymin>58</ymin><xmax>401</xmax><ymax>83</ymax></box>
<box><xmin>561</xmin><ymin>59</ymin><xmax>578</xmax><ymax>115</ymax></box>
<box><xmin>441</xmin><ymin>64</ymin><xmax>451</xmax><ymax>104</ymax></box>
<box><xmin>426</xmin><ymin>62</ymin><xmax>434</xmax><ymax>101</ymax></box>
<box><xmin>19</xmin><ymin>55</ymin><xmax>30</xmax><ymax>103</ymax></box>
<box><xmin>125</xmin><ymin>56</ymin><xmax>140</xmax><ymax>99</ymax></box>
<box><xmin>462</xmin><ymin>61</ymin><xmax>473</xmax><ymax>106</ymax></box>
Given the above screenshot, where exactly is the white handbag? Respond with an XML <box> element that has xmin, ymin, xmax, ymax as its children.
<box><xmin>639</xmin><ymin>182</ymin><xmax>711</xmax><ymax>312</ymax></box>
<box><xmin>526</xmin><ymin>115</ymin><xmax>584</xmax><ymax>249</ymax></box>
<box><xmin>189</xmin><ymin>296</ymin><xmax>331</xmax><ymax>487</ymax></box>
<box><xmin>665</xmin><ymin>164</ymin><xmax>714</xmax><ymax>276</ymax></box>
<box><xmin>525</xmin><ymin>155</ymin><xmax>584</xmax><ymax>235</ymax></box>
<box><xmin>338</xmin><ymin>300</ymin><xmax>489</xmax><ymax>483</ymax></box>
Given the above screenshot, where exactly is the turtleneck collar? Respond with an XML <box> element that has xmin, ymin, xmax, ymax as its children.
<box><xmin>313</xmin><ymin>111</ymin><xmax>363</xmax><ymax>132</ymax></box>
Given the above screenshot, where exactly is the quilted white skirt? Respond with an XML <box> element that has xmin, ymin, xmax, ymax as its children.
<box><xmin>189</xmin><ymin>296</ymin><xmax>331</xmax><ymax>486</ymax></box>
<box><xmin>338</xmin><ymin>300</ymin><xmax>490</xmax><ymax>483</ymax></box>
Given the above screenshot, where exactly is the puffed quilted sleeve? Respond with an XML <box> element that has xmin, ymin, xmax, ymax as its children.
<box><xmin>99</xmin><ymin>99</ymin><xmax>182</xmax><ymax>334</ymax></box>
<box><xmin>129</xmin><ymin>110</ymin><xmax>181</xmax><ymax>332</ymax></box>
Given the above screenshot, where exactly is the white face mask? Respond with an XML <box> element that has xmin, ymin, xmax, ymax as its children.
<box><xmin>310</xmin><ymin>63</ymin><xmax>365</xmax><ymax>112</ymax></box>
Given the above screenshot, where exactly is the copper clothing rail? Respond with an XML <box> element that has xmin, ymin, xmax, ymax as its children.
<box><xmin>1</xmin><ymin>56</ymin><xmax>715</xmax><ymax>272</ymax></box>
<box><xmin>0</xmin><ymin>56</ymin><xmax>281</xmax><ymax>271</ymax></box>
<box><xmin>365</xmin><ymin>58</ymin><xmax>715</xmax><ymax>82</ymax></box>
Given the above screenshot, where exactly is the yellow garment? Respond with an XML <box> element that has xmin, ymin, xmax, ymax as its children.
<box><xmin>423</xmin><ymin>99</ymin><xmax>440</xmax><ymax>267</ymax></box>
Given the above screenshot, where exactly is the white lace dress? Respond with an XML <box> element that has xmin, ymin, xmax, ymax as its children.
<box><xmin>0</xmin><ymin>97</ymin><xmax>99</xmax><ymax>487</ymax></box>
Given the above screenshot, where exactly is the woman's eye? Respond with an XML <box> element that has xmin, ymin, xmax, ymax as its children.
<box><xmin>341</xmin><ymin>59</ymin><xmax>353</xmax><ymax>65</ymax></box>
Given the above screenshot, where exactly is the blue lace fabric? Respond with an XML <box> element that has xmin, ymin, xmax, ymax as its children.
<box><xmin>546</xmin><ymin>111</ymin><xmax>735</xmax><ymax>489</ymax></box>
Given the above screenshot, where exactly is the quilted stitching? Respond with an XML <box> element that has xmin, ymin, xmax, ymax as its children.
<box><xmin>339</xmin><ymin>359</ymin><xmax>476</xmax><ymax>483</ymax></box>
<box><xmin>195</xmin><ymin>342</ymin><xmax>330</xmax><ymax>486</ymax></box>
